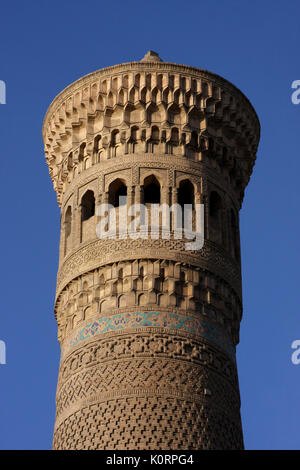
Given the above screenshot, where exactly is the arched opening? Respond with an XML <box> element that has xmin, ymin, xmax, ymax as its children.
<box><xmin>117</xmin><ymin>268</ymin><xmax>124</xmax><ymax>294</ymax></box>
<box><xmin>178</xmin><ymin>180</ymin><xmax>195</xmax><ymax>231</ymax></box>
<box><xmin>79</xmin><ymin>142</ymin><xmax>86</xmax><ymax>162</ymax></box>
<box><xmin>152</xmin><ymin>88</ymin><xmax>158</xmax><ymax>103</ymax></box>
<box><xmin>178</xmin><ymin>180</ymin><xmax>194</xmax><ymax>208</ymax></box>
<box><xmin>95</xmin><ymin>274</ymin><xmax>105</xmax><ymax>299</ymax></box>
<box><xmin>108</xmin><ymin>179</ymin><xmax>127</xmax><ymax>207</ymax></box>
<box><xmin>93</xmin><ymin>135</ymin><xmax>101</xmax><ymax>162</ymax></box>
<box><xmin>118</xmin><ymin>89</ymin><xmax>125</xmax><ymax>106</ymax></box>
<box><xmin>147</xmin><ymin>126</ymin><xmax>159</xmax><ymax>152</ymax></box>
<box><xmin>138</xmin><ymin>293</ymin><xmax>147</xmax><ymax>306</ymax></box>
<box><xmin>151</xmin><ymin>126</ymin><xmax>159</xmax><ymax>141</ymax></box>
<box><xmin>107</xmin><ymin>92</ymin><xmax>114</xmax><ymax>108</ymax></box>
<box><xmin>111</xmin><ymin>129</ymin><xmax>119</xmax><ymax>146</ymax></box>
<box><xmin>129</xmin><ymin>87</ymin><xmax>138</xmax><ymax>104</ymax></box>
<box><xmin>209</xmin><ymin>191</ymin><xmax>223</xmax><ymax>244</ymax></box>
<box><xmin>110</xmin><ymin>129</ymin><xmax>120</xmax><ymax>157</ymax></box>
<box><xmin>81</xmin><ymin>190</ymin><xmax>95</xmax><ymax>222</ymax></box>
<box><xmin>143</xmin><ymin>175</ymin><xmax>160</xmax><ymax>204</ymax></box>
<box><xmin>129</xmin><ymin>126</ymin><xmax>138</xmax><ymax>153</ymax></box>
<box><xmin>174</xmin><ymin>89</ymin><xmax>180</xmax><ymax>105</ymax></box>
<box><xmin>168</xmin><ymin>127</ymin><xmax>179</xmax><ymax>154</ymax></box>
<box><xmin>171</xmin><ymin>128</ymin><xmax>179</xmax><ymax>145</ymax></box>
<box><xmin>130</xmin><ymin>126</ymin><xmax>138</xmax><ymax>141</ymax></box>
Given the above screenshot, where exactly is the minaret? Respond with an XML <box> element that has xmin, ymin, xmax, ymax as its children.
<box><xmin>43</xmin><ymin>51</ymin><xmax>260</xmax><ymax>450</ymax></box>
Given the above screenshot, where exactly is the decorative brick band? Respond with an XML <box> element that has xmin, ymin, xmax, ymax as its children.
<box><xmin>67</xmin><ymin>310</ymin><xmax>235</xmax><ymax>358</ymax></box>
<box><xmin>56</xmin><ymin>239</ymin><xmax>242</xmax><ymax>302</ymax></box>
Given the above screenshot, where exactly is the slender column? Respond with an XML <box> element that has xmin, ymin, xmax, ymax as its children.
<box><xmin>43</xmin><ymin>54</ymin><xmax>260</xmax><ymax>451</ymax></box>
<box><xmin>171</xmin><ymin>187</ymin><xmax>178</xmax><ymax>233</ymax></box>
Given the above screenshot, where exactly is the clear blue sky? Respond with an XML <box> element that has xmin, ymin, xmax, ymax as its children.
<box><xmin>0</xmin><ymin>0</ymin><xmax>299</xmax><ymax>450</ymax></box>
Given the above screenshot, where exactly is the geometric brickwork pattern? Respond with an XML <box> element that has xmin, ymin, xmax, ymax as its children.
<box><xmin>55</xmin><ymin>358</ymin><xmax>240</xmax><ymax>420</ymax></box>
<box><xmin>55</xmin><ymin>326</ymin><xmax>240</xmax><ymax>416</ymax></box>
<box><xmin>53</xmin><ymin>396</ymin><xmax>244</xmax><ymax>450</ymax></box>
<box><xmin>55</xmin><ymin>234</ymin><xmax>242</xmax><ymax>297</ymax></box>
<box><xmin>43</xmin><ymin>51</ymin><xmax>260</xmax><ymax>449</ymax></box>
<box><xmin>55</xmin><ymin>345</ymin><xmax>240</xmax><ymax>420</ymax></box>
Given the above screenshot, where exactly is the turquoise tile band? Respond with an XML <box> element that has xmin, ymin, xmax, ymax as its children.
<box><xmin>69</xmin><ymin>311</ymin><xmax>235</xmax><ymax>358</ymax></box>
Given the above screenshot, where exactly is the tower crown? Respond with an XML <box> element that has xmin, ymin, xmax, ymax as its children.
<box><xmin>43</xmin><ymin>55</ymin><xmax>260</xmax><ymax>207</ymax></box>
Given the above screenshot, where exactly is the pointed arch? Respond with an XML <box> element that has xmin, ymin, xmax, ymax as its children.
<box><xmin>81</xmin><ymin>190</ymin><xmax>95</xmax><ymax>222</ymax></box>
<box><xmin>178</xmin><ymin>180</ymin><xmax>195</xmax><ymax>208</ymax></box>
<box><xmin>143</xmin><ymin>174</ymin><xmax>161</xmax><ymax>204</ymax></box>
<box><xmin>108</xmin><ymin>178</ymin><xmax>127</xmax><ymax>207</ymax></box>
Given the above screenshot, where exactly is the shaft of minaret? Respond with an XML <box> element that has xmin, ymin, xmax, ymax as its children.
<box><xmin>42</xmin><ymin>51</ymin><xmax>260</xmax><ymax>450</ymax></box>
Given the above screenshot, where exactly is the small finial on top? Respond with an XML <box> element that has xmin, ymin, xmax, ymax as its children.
<box><xmin>140</xmin><ymin>50</ymin><xmax>163</xmax><ymax>63</ymax></box>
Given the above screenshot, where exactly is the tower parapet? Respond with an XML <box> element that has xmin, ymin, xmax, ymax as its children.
<box><xmin>43</xmin><ymin>51</ymin><xmax>260</xmax><ymax>450</ymax></box>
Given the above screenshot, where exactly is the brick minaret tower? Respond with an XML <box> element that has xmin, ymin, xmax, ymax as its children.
<box><xmin>42</xmin><ymin>51</ymin><xmax>260</xmax><ymax>450</ymax></box>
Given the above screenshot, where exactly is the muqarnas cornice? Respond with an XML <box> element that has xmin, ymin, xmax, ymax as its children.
<box><xmin>43</xmin><ymin>55</ymin><xmax>260</xmax><ymax>207</ymax></box>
